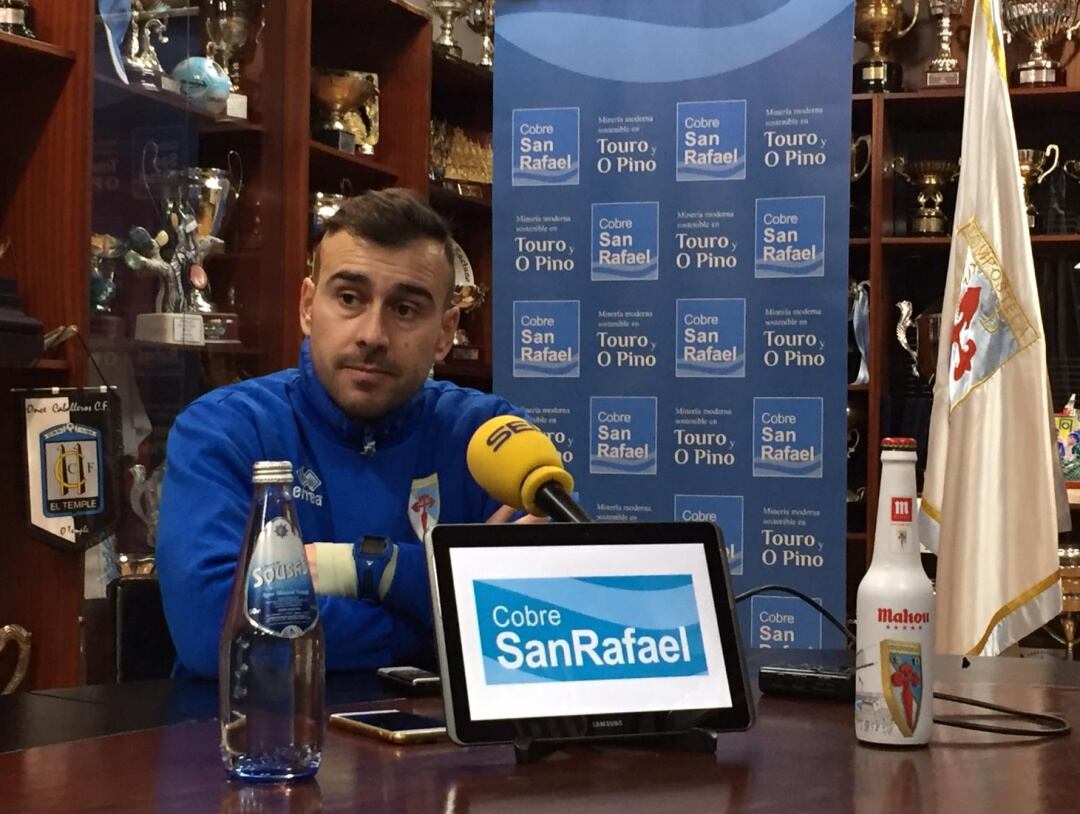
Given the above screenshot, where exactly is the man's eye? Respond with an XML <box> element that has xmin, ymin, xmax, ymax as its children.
<box><xmin>395</xmin><ymin>303</ymin><xmax>419</xmax><ymax>318</ymax></box>
<box><xmin>338</xmin><ymin>291</ymin><xmax>358</xmax><ymax>306</ymax></box>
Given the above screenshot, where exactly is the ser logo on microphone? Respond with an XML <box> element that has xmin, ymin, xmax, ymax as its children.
<box><xmin>486</xmin><ymin>419</ymin><xmax>540</xmax><ymax>453</ymax></box>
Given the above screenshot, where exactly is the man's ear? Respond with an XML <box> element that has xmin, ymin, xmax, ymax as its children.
<box><xmin>434</xmin><ymin>306</ymin><xmax>461</xmax><ymax>361</ymax></box>
<box><xmin>299</xmin><ymin>276</ymin><xmax>315</xmax><ymax>337</ymax></box>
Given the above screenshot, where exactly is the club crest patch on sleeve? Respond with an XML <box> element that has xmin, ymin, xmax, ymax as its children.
<box><xmin>408</xmin><ymin>473</ymin><xmax>441</xmax><ymax>541</ymax></box>
<box><xmin>950</xmin><ymin>220</ymin><xmax>1039</xmax><ymax>409</ymax></box>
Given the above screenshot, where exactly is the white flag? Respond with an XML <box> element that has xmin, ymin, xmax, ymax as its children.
<box><xmin>917</xmin><ymin>0</ymin><xmax>1062</xmax><ymax>656</ymax></box>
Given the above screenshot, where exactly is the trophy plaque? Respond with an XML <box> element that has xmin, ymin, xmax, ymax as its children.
<box><xmin>891</xmin><ymin>157</ymin><xmax>960</xmax><ymax>236</ymax></box>
<box><xmin>1018</xmin><ymin>144</ymin><xmax>1059</xmax><ymax>231</ymax></box>
<box><xmin>925</xmin><ymin>0</ymin><xmax>964</xmax><ymax>87</ymax></box>
<box><xmin>853</xmin><ymin>0</ymin><xmax>922</xmax><ymax>92</ymax></box>
<box><xmin>1002</xmin><ymin>0</ymin><xmax>1080</xmax><ymax>86</ymax></box>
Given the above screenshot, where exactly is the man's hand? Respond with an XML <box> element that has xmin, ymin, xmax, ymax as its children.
<box><xmin>485</xmin><ymin>505</ymin><xmax>549</xmax><ymax>524</ymax></box>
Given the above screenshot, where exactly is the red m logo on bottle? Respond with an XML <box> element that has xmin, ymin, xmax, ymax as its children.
<box><xmin>891</xmin><ymin>497</ymin><xmax>912</xmax><ymax>522</ymax></box>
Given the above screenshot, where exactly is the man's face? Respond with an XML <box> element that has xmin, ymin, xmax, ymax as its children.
<box><xmin>300</xmin><ymin>231</ymin><xmax>459</xmax><ymax>421</ymax></box>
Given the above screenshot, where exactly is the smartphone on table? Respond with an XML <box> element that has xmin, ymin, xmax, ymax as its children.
<box><xmin>329</xmin><ymin>709</ymin><xmax>447</xmax><ymax>744</ymax></box>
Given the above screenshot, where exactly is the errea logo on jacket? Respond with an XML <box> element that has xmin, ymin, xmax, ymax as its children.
<box><xmin>293</xmin><ymin>466</ymin><xmax>324</xmax><ymax>507</ymax></box>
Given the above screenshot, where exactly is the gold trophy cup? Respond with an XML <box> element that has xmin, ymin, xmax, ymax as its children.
<box><xmin>1018</xmin><ymin>144</ymin><xmax>1060</xmax><ymax>231</ymax></box>
<box><xmin>1003</xmin><ymin>0</ymin><xmax>1080</xmax><ymax>86</ymax></box>
<box><xmin>311</xmin><ymin>68</ymin><xmax>377</xmax><ymax>154</ymax></box>
<box><xmin>891</xmin><ymin>157</ymin><xmax>960</xmax><ymax>236</ymax></box>
<box><xmin>854</xmin><ymin>0</ymin><xmax>922</xmax><ymax>92</ymax></box>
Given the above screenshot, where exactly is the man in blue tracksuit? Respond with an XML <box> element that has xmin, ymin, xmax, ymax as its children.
<box><xmin>156</xmin><ymin>189</ymin><xmax>529</xmax><ymax>677</ymax></box>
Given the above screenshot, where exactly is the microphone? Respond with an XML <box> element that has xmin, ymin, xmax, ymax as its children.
<box><xmin>467</xmin><ymin>416</ymin><xmax>592</xmax><ymax>523</ymax></box>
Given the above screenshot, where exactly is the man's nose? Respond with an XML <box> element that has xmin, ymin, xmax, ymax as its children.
<box><xmin>353</xmin><ymin>305</ymin><xmax>390</xmax><ymax>349</ymax></box>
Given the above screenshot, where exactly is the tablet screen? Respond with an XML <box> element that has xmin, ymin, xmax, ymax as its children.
<box><xmin>449</xmin><ymin>542</ymin><xmax>733</xmax><ymax>721</ymax></box>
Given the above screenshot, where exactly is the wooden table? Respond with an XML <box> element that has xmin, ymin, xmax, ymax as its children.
<box><xmin>2</xmin><ymin>655</ymin><xmax>1078</xmax><ymax>813</ymax></box>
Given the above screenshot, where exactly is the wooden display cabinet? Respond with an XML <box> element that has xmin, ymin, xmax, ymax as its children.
<box><xmin>848</xmin><ymin>4</ymin><xmax>1080</xmax><ymax>618</ymax></box>
<box><xmin>0</xmin><ymin>0</ymin><xmax>477</xmax><ymax>690</ymax></box>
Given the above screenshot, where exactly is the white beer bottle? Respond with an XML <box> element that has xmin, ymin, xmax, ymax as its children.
<box><xmin>855</xmin><ymin>438</ymin><xmax>934</xmax><ymax>746</ymax></box>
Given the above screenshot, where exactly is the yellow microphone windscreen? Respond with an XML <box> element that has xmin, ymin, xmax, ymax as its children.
<box><xmin>466</xmin><ymin>416</ymin><xmax>572</xmax><ymax>511</ymax></box>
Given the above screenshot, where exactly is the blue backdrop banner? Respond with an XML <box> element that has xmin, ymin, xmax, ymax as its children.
<box><xmin>493</xmin><ymin>0</ymin><xmax>855</xmax><ymax>649</ymax></box>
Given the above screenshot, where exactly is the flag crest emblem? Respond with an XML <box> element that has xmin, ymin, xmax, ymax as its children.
<box><xmin>880</xmin><ymin>639</ymin><xmax>924</xmax><ymax>737</ymax></box>
<box><xmin>408</xmin><ymin>473</ymin><xmax>441</xmax><ymax>541</ymax></box>
<box><xmin>949</xmin><ymin>220</ymin><xmax>1038</xmax><ymax>409</ymax></box>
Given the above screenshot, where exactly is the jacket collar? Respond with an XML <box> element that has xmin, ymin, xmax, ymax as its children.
<box><xmin>295</xmin><ymin>339</ymin><xmax>425</xmax><ymax>453</ymax></box>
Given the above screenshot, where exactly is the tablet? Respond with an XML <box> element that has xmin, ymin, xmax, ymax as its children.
<box><xmin>426</xmin><ymin>521</ymin><xmax>754</xmax><ymax>746</ymax></box>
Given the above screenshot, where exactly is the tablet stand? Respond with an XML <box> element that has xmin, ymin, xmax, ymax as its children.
<box><xmin>512</xmin><ymin>727</ymin><xmax>719</xmax><ymax>764</ymax></box>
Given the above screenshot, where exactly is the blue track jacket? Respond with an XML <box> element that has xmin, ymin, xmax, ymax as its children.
<box><xmin>157</xmin><ymin>340</ymin><xmax>521</xmax><ymax>677</ymax></box>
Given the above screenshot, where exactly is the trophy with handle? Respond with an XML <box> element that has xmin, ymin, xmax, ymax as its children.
<box><xmin>853</xmin><ymin>0</ymin><xmax>922</xmax><ymax>92</ymax></box>
<box><xmin>891</xmin><ymin>157</ymin><xmax>961</xmax><ymax>236</ymax></box>
<box><xmin>1018</xmin><ymin>144</ymin><xmax>1060</xmax><ymax>231</ymax></box>
<box><xmin>0</xmin><ymin>624</ymin><xmax>31</xmax><ymax>695</ymax></box>
<box><xmin>1002</xmin><ymin>0</ymin><xmax>1080</xmax><ymax>86</ymax></box>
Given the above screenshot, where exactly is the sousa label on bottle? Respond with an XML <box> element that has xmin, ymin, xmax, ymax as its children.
<box><xmin>244</xmin><ymin>519</ymin><xmax>319</xmax><ymax>638</ymax></box>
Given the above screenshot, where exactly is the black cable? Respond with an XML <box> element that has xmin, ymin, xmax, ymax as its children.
<box><xmin>734</xmin><ymin>584</ymin><xmax>855</xmax><ymax>645</ymax></box>
<box><xmin>736</xmin><ymin>584</ymin><xmax>1071</xmax><ymax>738</ymax></box>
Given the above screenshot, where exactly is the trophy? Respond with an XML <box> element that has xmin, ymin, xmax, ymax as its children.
<box><xmin>449</xmin><ymin>239</ymin><xmax>486</xmax><ymax>361</ymax></box>
<box><xmin>853</xmin><ymin>0</ymin><xmax>922</xmax><ymax>92</ymax></box>
<box><xmin>1042</xmin><ymin>543</ymin><xmax>1080</xmax><ymax>658</ymax></box>
<box><xmin>133</xmin><ymin>143</ymin><xmax>244</xmax><ymax>344</ymax></box>
<box><xmin>90</xmin><ymin>234</ymin><xmax>126</xmax><ymax>338</ymax></box>
<box><xmin>203</xmin><ymin>0</ymin><xmax>263</xmax><ymax>118</ymax></box>
<box><xmin>851</xmin><ymin>135</ymin><xmax>872</xmax><ymax>234</ymax></box>
<box><xmin>342</xmin><ymin>73</ymin><xmax>380</xmax><ymax>156</ymax></box>
<box><xmin>890</xmin><ymin>157</ymin><xmax>960</xmax><ymax>236</ymax></box>
<box><xmin>130</xmin><ymin>463</ymin><xmax>165</xmax><ymax>549</ymax></box>
<box><xmin>896</xmin><ymin>300</ymin><xmax>942</xmax><ymax>382</ymax></box>
<box><xmin>1018</xmin><ymin>144</ymin><xmax>1059</xmax><ymax>231</ymax></box>
<box><xmin>850</xmin><ymin>280</ymin><xmax>871</xmax><ymax>385</ymax></box>
<box><xmin>1063</xmin><ymin>159</ymin><xmax>1080</xmax><ymax>231</ymax></box>
<box><xmin>1002</xmin><ymin>0</ymin><xmax>1080</xmax><ymax>86</ymax></box>
<box><xmin>125</xmin><ymin>2</ymin><xmax>169</xmax><ymax>92</ymax></box>
<box><xmin>925</xmin><ymin>0</ymin><xmax>965</xmax><ymax>87</ymax></box>
<box><xmin>432</xmin><ymin>1</ymin><xmax>468</xmax><ymax>59</ymax></box>
<box><xmin>847</xmin><ymin>402</ymin><xmax>867</xmax><ymax>460</ymax></box>
<box><xmin>311</xmin><ymin>67</ymin><xmax>377</xmax><ymax>154</ymax></box>
<box><xmin>310</xmin><ymin>189</ymin><xmax>350</xmax><ymax>242</ymax></box>
<box><xmin>430</xmin><ymin>119</ymin><xmax>452</xmax><ymax>182</ymax></box>
<box><xmin>466</xmin><ymin>0</ymin><xmax>495</xmax><ymax>68</ymax></box>
<box><xmin>0</xmin><ymin>1</ymin><xmax>35</xmax><ymax>39</ymax></box>
<box><xmin>0</xmin><ymin>624</ymin><xmax>31</xmax><ymax>695</ymax></box>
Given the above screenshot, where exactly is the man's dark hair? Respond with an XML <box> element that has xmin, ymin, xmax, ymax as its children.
<box><xmin>314</xmin><ymin>187</ymin><xmax>456</xmax><ymax>302</ymax></box>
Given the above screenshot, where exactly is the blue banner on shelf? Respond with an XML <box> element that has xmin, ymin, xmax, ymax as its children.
<box><xmin>494</xmin><ymin>0</ymin><xmax>855</xmax><ymax>649</ymax></box>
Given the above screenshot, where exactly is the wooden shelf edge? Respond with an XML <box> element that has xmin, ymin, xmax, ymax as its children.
<box><xmin>848</xmin><ymin>383</ymin><xmax>869</xmax><ymax>393</ymax></box>
<box><xmin>429</xmin><ymin>181</ymin><xmax>492</xmax><ymax>210</ymax></box>
<box><xmin>2</xmin><ymin>358</ymin><xmax>70</xmax><ymax>371</ymax></box>
<box><xmin>94</xmin><ymin>73</ymin><xmax>264</xmax><ymax>133</ymax></box>
<box><xmin>847</xmin><ymin>532</ymin><xmax>868</xmax><ymax>542</ymax></box>
<box><xmin>309</xmin><ymin>140</ymin><xmax>399</xmax><ymax>181</ymax></box>
<box><xmin>0</xmin><ymin>30</ymin><xmax>75</xmax><ymax>64</ymax></box>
